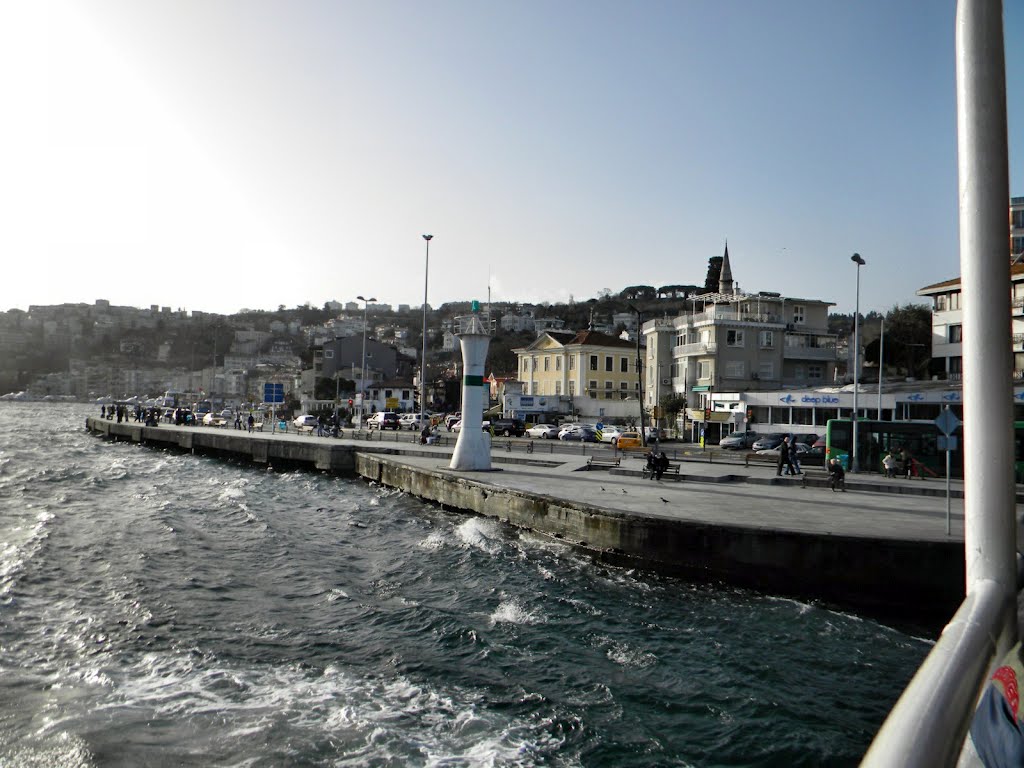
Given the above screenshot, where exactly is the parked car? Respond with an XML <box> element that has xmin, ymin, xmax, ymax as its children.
<box><xmin>599</xmin><ymin>425</ymin><xmax>624</xmax><ymax>443</ymax></box>
<box><xmin>527</xmin><ymin>423</ymin><xmax>560</xmax><ymax>439</ymax></box>
<box><xmin>719</xmin><ymin>431</ymin><xmax>758</xmax><ymax>450</ymax></box>
<box><xmin>559</xmin><ymin>426</ymin><xmax>598</xmax><ymax>442</ymax></box>
<box><xmin>615</xmin><ymin>431</ymin><xmax>643</xmax><ymax>450</ymax></box>
<box><xmin>367</xmin><ymin>412</ymin><xmax>401</xmax><ymax>430</ymax></box>
<box><xmin>487</xmin><ymin>418</ymin><xmax>526</xmax><ymax>437</ymax></box>
<box><xmin>203</xmin><ymin>412</ymin><xmax>226</xmax><ymax>426</ymax></box>
<box><xmin>644</xmin><ymin>426</ymin><xmax>666</xmax><ymax>441</ymax></box>
<box><xmin>751</xmin><ymin>433</ymin><xmax>786</xmax><ymax>452</ymax></box>
<box><xmin>756</xmin><ymin>441</ymin><xmax>811</xmax><ymax>456</ymax></box>
<box><xmin>445</xmin><ymin>413</ymin><xmax>462</xmax><ymax>431</ymax></box>
<box><xmin>293</xmin><ymin>414</ymin><xmax>319</xmax><ymax>428</ymax></box>
<box><xmin>557</xmin><ymin>424</ymin><xmax>595</xmax><ymax>440</ymax></box>
<box><xmin>399</xmin><ymin>413</ymin><xmax>425</xmax><ymax>430</ymax></box>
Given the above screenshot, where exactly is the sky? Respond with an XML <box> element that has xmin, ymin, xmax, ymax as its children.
<box><xmin>1</xmin><ymin>1</ymin><xmax>1021</xmax><ymax>318</ymax></box>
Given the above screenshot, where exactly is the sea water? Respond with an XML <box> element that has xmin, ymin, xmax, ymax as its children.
<box><xmin>0</xmin><ymin>402</ymin><xmax>930</xmax><ymax>767</ymax></box>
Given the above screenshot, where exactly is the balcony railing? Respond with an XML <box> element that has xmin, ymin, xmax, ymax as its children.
<box><xmin>673</xmin><ymin>341</ymin><xmax>717</xmax><ymax>356</ymax></box>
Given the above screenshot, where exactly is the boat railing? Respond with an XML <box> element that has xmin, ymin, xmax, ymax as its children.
<box><xmin>863</xmin><ymin>1</ymin><xmax>1017</xmax><ymax>764</ymax></box>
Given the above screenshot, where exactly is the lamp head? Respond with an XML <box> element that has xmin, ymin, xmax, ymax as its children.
<box><xmin>422</xmin><ymin>234</ymin><xmax>433</xmax><ymax>242</ymax></box>
<box><xmin>851</xmin><ymin>253</ymin><xmax>866</xmax><ymax>265</ymax></box>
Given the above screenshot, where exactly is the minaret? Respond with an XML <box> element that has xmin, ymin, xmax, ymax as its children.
<box><xmin>449</xmin><ymin>302</ymin><xmax>493</xmax><ymax>471</ymax></box>
<box><xmin>718</xmin><ymin>240</ymin><xmax>734</xmax><ymax>295</ymax></box>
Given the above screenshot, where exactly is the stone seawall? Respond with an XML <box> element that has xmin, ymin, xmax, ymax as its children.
<box><xmin>356</xmin><ymin>453</ymin><xmax>964</xmax><ymax>629</ymax></box>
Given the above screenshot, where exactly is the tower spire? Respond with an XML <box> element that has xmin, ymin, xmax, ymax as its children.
<box><xmin>718</xmin><ymin>239</ymin><xmax>734</xmax><ymax>295</ymax></box>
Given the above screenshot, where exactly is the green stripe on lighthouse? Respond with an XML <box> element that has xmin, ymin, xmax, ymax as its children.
<box><xmin>464</xmin><ymin>375</ymin><xmax>486</xmax><ymax>386</ymax></box>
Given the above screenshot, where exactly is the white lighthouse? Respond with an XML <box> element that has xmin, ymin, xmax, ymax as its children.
<box><xmin>449</xmin><ymin>303</ymin><xmax>493</xmax><ymax>471</ymax></box>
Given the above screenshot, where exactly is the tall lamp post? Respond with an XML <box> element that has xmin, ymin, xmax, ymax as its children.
<box><xmin>851</xmin><ymin>253</ymin><xmax>866</xmax><ymax>472</ymax></box>
<box><xmin>629</xmin><ymin>304</ymin><xmax>646</xmax><ymax>447</ymax></box>
<box><xmin>421</xmin><ymin>234</ymin><xmax>433</xmax><ymax>429</ymax></box>
<box><xmin>357</xmin><ymin>295</ymin><xmax>376</xmax><ymax>427</ymax></box>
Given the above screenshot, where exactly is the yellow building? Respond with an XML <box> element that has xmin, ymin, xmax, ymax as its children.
<box><xmin>513</xmin><ymin>330</ymin><xmax>641</xmax><ymax>419</ymax></box>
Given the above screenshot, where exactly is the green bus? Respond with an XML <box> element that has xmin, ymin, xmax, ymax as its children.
<box><xmin>826</xmin><ymin>419</ymin><xmax>1024</xmax><ymax>480</ymax></box>
<box><xmin>824</xmin><ymin>419</ymin><xmax>962</xmax><ymax>478</ymax></box>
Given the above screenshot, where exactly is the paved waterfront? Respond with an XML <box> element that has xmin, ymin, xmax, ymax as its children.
<box><xmin>100</xmin><ymin>421</ymin><xmax>999</xmax><ymax>546</ymax></box>
<box><xmin>380</xmin><ymin>445</ymin><xmax>975</xmax><ymax>544</ymax></box>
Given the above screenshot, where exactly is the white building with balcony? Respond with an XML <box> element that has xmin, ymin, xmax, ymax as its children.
<box><xmin>643</xmin><ymin>247</ymin><xmax>838</xmax><ymax>415</ymax></box>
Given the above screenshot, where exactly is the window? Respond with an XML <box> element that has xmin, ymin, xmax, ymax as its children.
<box><xmin>794</xmin><ymin>364</ymin><xmax>805</xmax><ymax>380</ymax></box>
<box><xmin>605</xmin><ymin>356</ymin><xmax>613</xmax><ymax>372</ymax></box>
<box><xmin>949</xmin><ymin>291</ymin><xmax>961</xmax><ymax>310</ymax></box>
<box><xmin>949</xmin><ymin>356</ymin><xmax>963</xmax><ymax>374</ymax></box>
<box><xmin>724</xmin><ymin>360</ymin><xmax>745</xmax><ymax>378</ymax></box>
<box><xmin>589</xmin><ymin>380</ymin><xmax>598</xmax><ymax>395</ymax></box>
<box><xmin>808</xmin><ymin>364</ymin><xmax>823</xmax><ymax>380</ymax></box>
<box><xmin>324</xmin><ymin>349</ymin><xmax>334</xmax><ymax>359</ymax></box>
<box><xmin>569</xmin><ymin>356</ymin><xmax>575</xmax><ymax>371</ymax></box>
<box><xmin>568</xmin><ymin>381</ymin><xmax>576</xmax><ymax>395</ymax></box>
<box><xmin>556</xmin><ymin>357</ymin><xmax>562</xmax><ymax>371</ymax></box>
<box><xmin>726</xmin><ymin>329</ymin><xmax>745</xmax><ymax>347</ymax></box>
<box><xmin>531</xmin><ymin>357</ymin><xmax>537</xmax><ymax>371</ymax></box>
<box><xmin>605</xmin><ymin>381</ymin><xmax>613</xmax><ymax>390</ymax></box>
<box><xmin>935</xmin><ymin>295</ymin><xmax>947</xmax><ymax>311</ymax></box>
<box><xmin>590</xmin><ymin>355</ymin><xmax>598</xmax><ymax>371</ymax></box>
<box><xmin>620</xmin><ymin>357</ymin><xmax>629</xmax><ymax>372</ymax></box>
<box><xmin>792</xmin><ymin>305</ymin><xmax>805</xmax><ymax>324</ymax></box>
<box><xmin>698</xmin><ymin>361</ymin><xmax>712</xmax><ymax>380</ymax></box>
<box><xmin>948</xmin><ymin>324</ymin><xmax>963</xmax><ymax>343</ymax></box>
<box><xmin>758</xmin><ymin>361</ymin><xmax>774</xmax><ymax>380</ymax></box>
<box><xmin>555</xmin><ymin>381</ymin><xmax>561</xmax><ymax>395</ymax></box>
<box><xmin>543</xmin><ymin>356</ymin><xmax>550</xmax><ymax>371</ymax></box>
<box><xmin>759</xmin><ymin>330</ymin><xmax>774</xmax><ymax>348</ymax></box>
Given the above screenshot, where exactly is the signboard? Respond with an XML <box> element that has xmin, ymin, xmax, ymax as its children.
<box><xmin>934</xmin><ymin>409</ymin><xmax>962</xmax><ymax>436</ymax></box>
<box><xmin>386</xmin><ymin>397</ymin><xmax>399</xmax><ymax>410</ymax></box>
<box><xmin>263</xmin><ymin>382</ymin><xmax>285</xmax><ymax>404</ymax></box>
<box><xmin>938</xmin><ymin>435</ymin><xmax>959</xmax><ymax>452</ymax></box>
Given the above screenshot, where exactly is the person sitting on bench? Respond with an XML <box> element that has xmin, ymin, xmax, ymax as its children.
<box><xmin>828</xmin><ymin>458</ymin><xmax>847</xmax><ymax>492</ymax></box>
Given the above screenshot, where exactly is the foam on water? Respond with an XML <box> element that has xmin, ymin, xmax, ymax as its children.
<box><xmin>0</xmin><ymin>404</ymin><xmax>935</xmax><ymax>767</ymax></box>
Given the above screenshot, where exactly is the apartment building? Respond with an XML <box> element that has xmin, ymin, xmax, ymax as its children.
<box><xmin>917</xmin><ymin>262</ymin><xmax>1024</xmax><ymax>381</ymax></box>
<box><xmin>513</xmin><ymin>329</ymin><xmax>641</xmax><ymax>420</ymax></box>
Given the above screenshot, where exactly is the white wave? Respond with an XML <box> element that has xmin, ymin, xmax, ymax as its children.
<box><xmin>456</xmin><ymin>517</ymin><xmax>505</xmax><ymax>555</ymax></box>
<box><xmin>418</xmin><ymin>531</ymin><xmax>449</xmax><ymax>550</ymax></box>
<box><xmin>490</xmin><ymin>597</ymin><xmax>543</xmax><ymax>626</ymax></box>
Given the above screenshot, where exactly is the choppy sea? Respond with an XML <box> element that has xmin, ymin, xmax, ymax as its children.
<box><xmin>0</xmin><ymin>402</ymin><xmax>930</xmax><ymax>767</ymax></box>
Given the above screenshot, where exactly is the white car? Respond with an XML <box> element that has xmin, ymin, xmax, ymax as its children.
<box><xmin>526</xmin><ymin>423</ymin><xmax>560</xmax><ymax>439</ymax></box>
<box><xmin>293</xmin><ymin>414</ymin><xmax>319</xmax><ymax>428</ymax></box>
<box><xmin>202</xmin><ymin>412</ymin><xmax>226</xmax><ymax>427</ymax></box>
<box><xmin>598</xmin><ymin>425</ymin><xmax>624</xmax><ymax>443</ymax></box>
<box><xmin>400</xmin><ymin>413</ymin><xmax>426</xmax><ymax>430</ymax></box>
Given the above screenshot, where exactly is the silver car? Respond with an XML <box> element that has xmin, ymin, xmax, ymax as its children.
<box><xmin>526</xmin><ymin>423</ymin><xmax>560</xmax><ymax>439</ymax></box>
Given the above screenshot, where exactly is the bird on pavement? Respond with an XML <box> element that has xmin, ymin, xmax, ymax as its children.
<box><xmin>660</xmin><ymin>498</ymin><xmax>669</xmax><ymax>503</ymax></box>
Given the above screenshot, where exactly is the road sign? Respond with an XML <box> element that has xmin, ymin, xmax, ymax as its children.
<box><xmin>938</xmin><ymin>435</ymin><xmax>959</xmax><ymax>452</ymax></box>
<box><xmin>263</xmin><ymin>382</ymin><xmax>285</xmax><ymax>404</ymax></box>
<box><xmin>934</xmin><ymin>409</ymin><xmax>962</xmax><ymax>436</ymax></box>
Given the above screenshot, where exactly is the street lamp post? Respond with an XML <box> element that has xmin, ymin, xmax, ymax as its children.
<box><xmin>629</xmin><ymin>304</ymin><xmax>646</xmax><ymax>447</ymax></box>
<box><xmin>421</xmin><ymin>234</ymin><xmax>433</xmax><ymax>430</ymax></box>
<box><xmin>357</xmin><ymin>295</ymin><xmax>376</xmax><ymax>428</ymax></box>
<box><xmin>851</xmin><ymin>253</ymin><xmax>866</xmax><ymax>472</ymax></box>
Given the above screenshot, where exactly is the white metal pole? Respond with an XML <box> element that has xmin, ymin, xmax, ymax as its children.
<box><xmin>421</xmin><ymin>235</ymin><xmax>432</xmax><ymax>428</ymax></box>
<box><xmin>956</xmin><ymin>0</ymin><xmax>1015</xmax><ymax>648</ymax></box>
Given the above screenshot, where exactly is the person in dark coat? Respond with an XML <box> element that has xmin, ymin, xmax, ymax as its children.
<box><xmin>828</xmin><ymin>458</ymin><xmax>847</xmax><ymax>491</ymax></box>
<box><xmin>777</xmin><ymin>437</ymin><xmax>796</xmax><ymax>476</ymax></box>
<box><xmin>655</xmin><ymin>451</ymin><xmax>670</xmax><ymax>480</ymax></box>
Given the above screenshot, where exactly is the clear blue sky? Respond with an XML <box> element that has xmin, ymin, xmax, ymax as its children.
<box><xmin>1</xmin><ymin>1</ymin><xmax>1020</xmax><ymax>317</ymax></box>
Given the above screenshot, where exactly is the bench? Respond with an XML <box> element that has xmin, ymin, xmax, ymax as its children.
<box><xmin>642</xmin><ymin>462</ymin><xmax>682</xmax><ymax>481</ymax></box>
<box><xmin>295</xmin><ymin>424</ymin><xmax>315</xmax><ymax>436</ymax></box>
<box><xmin>587</xmin><ymin>456</ymin><xmax>621</xmax><ymax>470</ymax></box>
<box><xmin>251</xmin><ymin>421</ymin><xmax>264</xmax><ymax>432</ymax></box>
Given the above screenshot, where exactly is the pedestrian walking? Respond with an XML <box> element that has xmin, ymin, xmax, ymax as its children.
<box><xmin>777</xmin><ymin>437</ymin><xmax>797</xmax><ymax>476</ymax></box>
<box><xmin>883</xmin><ymin>452</ymin><xmax>897</xmax><ymax>478</ymax></box>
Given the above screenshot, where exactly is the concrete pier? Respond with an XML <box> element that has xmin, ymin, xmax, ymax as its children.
<box><xmin>86</xmin><ymin>417</ymin><xmax>1000</xmax><ymax>629</ymax></box>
